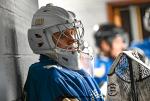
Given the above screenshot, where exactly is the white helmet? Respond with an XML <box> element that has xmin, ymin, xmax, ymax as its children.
<box><xmin>28</xmin><ymin>4</ymin><xmax>94</xmax><ymax>75</ymax></box>
<box><xmin>144</xmin><ymin>8</ymin><xmax>150</xmax><ymax>32</ymax></box>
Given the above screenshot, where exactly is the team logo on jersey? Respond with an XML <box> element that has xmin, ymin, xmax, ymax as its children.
<box><xmin>107</xmin><ymin>83</ymin><xmax>118</xmax><ymax>96</ymax></box>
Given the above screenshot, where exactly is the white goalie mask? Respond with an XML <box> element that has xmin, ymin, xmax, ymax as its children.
<box><xmin>28</xmin><ymin>4</ymin><xmax>94</xmax><ymax>75</ymax></box>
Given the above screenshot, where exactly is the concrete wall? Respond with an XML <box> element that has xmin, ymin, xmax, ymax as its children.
<box><xmin>0</xmin><ymin>0</ymin><xmax>38</xmax><ymax>100</ymax></box>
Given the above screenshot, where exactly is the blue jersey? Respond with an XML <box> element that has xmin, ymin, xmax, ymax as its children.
<box><xmin>94</xmin><ymin>55</ymin><xmax>113</xmax><ymax>86</ymax></box>
<box><xmin>24</xmin><ymin>55</ymin><xmax>104</xmax><ymax>101</ymax></box>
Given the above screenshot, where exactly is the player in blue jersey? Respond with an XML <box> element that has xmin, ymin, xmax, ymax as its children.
<box><xmin>93</xmin><ymin>23</ymin><xmax>128</xmax><ymax>96</ymax></box>
<box><xmin>24</xmin><ymin>3</ymin><xmax>104</xmax><ymax>101</ymax></box>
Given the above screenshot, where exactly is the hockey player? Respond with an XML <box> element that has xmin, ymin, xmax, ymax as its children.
<box><xmin>24</xmin><ymin>3</ymin><xmax>104</xmax><ymax>101</ymax></box>
<box><xmin>93</xmin><ymin>23</ymin><xmax>128</xmax><ymax>96</ymax></box>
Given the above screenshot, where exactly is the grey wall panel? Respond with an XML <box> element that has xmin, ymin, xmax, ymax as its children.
<box><xmin>14</xmin><ymin>15</ymin><xmax>33</xmax><ymax>54</ymax></box>
<box><xmin>0</xmin><ymin>7</ymin><xmax>15</xmax><ymax>54</ymax></box>
<box><xmin>0</xmin><ymin>56</ymin><xmax>19</xmax><ymax>101</ymax></box>
<box><xmin>0</xmin><ymin>0</ymin><xmax>14</xmax><ymax>12</ymax></box>
<box><xmin>0</xmin><ymin>0</ymin><xmax>38</xmax><ymax>100</ymax></box>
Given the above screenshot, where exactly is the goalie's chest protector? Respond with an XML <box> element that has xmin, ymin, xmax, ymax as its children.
<box><xmin>107</xmin><ymin>51</ymin><xmax>150</xmax><ymax>101</ymax></box>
